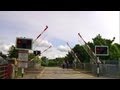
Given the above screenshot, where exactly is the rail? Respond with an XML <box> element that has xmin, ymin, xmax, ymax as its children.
<box><xmin>0</xmin><ymin>64</ymin><xmax>13</xmax><ymax>79</ymax></box>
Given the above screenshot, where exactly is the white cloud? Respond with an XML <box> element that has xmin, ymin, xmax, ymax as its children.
<box><xmin>3</xmin><ymin>45</ymin><xmax>10</xmax><ymax>51</ymax></box>
<box><xmin>32</xmin><ymin>39</ymin><xmax>68</xmax><ymax>59</ymax></box>
<box><xmin>0</xmin><ymin>43</ymin><xmax>13</xmax><ymax>54</ymax></box>
<box><xmin>57</xmin><ymin>45</ymin><xmax>70</xmax><ymax>52</ymax></box>
<box><xmin>0</xmin><ymin>11</ymin><xmax>119</xmax><ymax>58</ymax></box>
<box><xmin>41</xmin><ymin>47</ymin><xmax>68</xmax><ymax>59</ymax></box>
<box><xmin>33</xmin><ymin>39</ymin><xmax>52</xmax><ymax>48</ymax></box>
<box><xmin>0</xmin><ymin>37</ymin><xmax>14</xmax><ymax>54</ymax></box>
<box><xmin>0</xmin><ymin>11</ymin><xmax>119</xmax><ymax>44</ymax></box>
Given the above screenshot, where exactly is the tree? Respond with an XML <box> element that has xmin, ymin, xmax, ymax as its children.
<box><xmin>92</xmin><ymin>34</ymin><xmax>116</xmax><ymax>60</ymax></box>
<box><xmin>65</xmin><ymin>51</ymin><xmax>74</xmax><ymax>63</ymax></box>
<box><xmin>41</xmin><ymin>56</ymin><xmax>47</xmax><ymax>61</ymax></box>
<box><xmin>64</xmin><ymin>34</ymin><xmax>120</xmax><ymax>64</ymax></box>
<box><xmin>0</xmin><ymin>52</ymin><xmax>7</xmax><ymax>59</ymax></box>
<box><xmin>28</xmin><ymin>53</ymin><xmax>35</xmax><ymax>61</ymax></box>
<box><xmin>41</xmin><ymin>56</ymin><xmax>48</xmax><ymax>66</ymax></box>
<box><xmin>55</xmin><ymin>57</ymin><xmax>64</xmax><ymax>66</ymax></box>
<box><xmin>87</xmin><ymin>42</ymin><xmax>94</xmax><ymax>52</ymax></box>
<box><xmin>72</xmin><ymin>44</ymin><xmax>90</xmax><ymax>63</ymax></box>
<box><xmin>8</xmin><ymin>45</ymin><xmax>18</xmax><ymax>58</ymax></box>
<box><xmin>1</xmin><ymin>54</ymin><xmax>7</xmax><ymax>59</ymax></box>
<box><xmin>109</xmin><ymin>43</ymin><xmax>120</xmax><ymax>60</ymax></box>
<box><xmin>64</xmin><ymin>44</ymin><xmax>90</xmax><ymax>63</ymax></box>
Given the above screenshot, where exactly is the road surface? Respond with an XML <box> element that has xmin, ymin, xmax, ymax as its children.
<box><xmin>36</xmin><ymin>67</ymin><xmax>110</xmax><ymax>79</ymax></box>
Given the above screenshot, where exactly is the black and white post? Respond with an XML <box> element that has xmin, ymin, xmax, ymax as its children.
<box><xmin>97</xmin><ymin>57</ymin><xmax>100</xmax><ymax>77</ymax></box>
<box><xmin>21</xmin><ymin>68</ymin><xmax>24</xmax><ymax>77</ymax></box>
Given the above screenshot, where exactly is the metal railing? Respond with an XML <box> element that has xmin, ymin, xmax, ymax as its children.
<box><xmin>0</xmin><ymin>64</ymin><xmax>12</xmax><ymax>79</ymax></box>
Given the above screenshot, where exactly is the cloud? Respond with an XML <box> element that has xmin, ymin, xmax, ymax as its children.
<box><xmin>57</xmin><ymin>45</ymin><xmax>70</xmax><ymax>52</ymax></box>
<box><xmin>33</xmin><ymin>39</ymin><xmax>52</xmax><ymax>48</ymax></box>
<box><xmin>0</xmin><ymin>38</ymin><xmax>14</xmax><ymax>54</ymax></box>
<box><xmin>0</xmin><ymin>11</ymin><xmax>119</xmax><ymax>58</ymax></box>
<box><xmin>0</xmin><ymin>43</ymin><xmax>13</xmax><ymax>54</ymax></box>
<box><xmin>41</xmin><ymin>47</ymin><xmax>68</xmax><ymax>59</ymax></box>
<box><xmin>32</xmin><ymin>40</ymin><xmax>67</xmax><ymax>59</ymax></box>
<box><xmin>0</xmin><ymin>11</ymin><xmax>119</xmax><ymax>45</ymax></box>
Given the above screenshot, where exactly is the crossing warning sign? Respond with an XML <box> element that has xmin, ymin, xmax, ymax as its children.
<box><xmin>18</xmin><ymin>50</ymin><xmax>28</xmax><ymax>68</ymax></box>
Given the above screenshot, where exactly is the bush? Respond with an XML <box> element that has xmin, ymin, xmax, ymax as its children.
<box><xmin>41</xmin><ymin>61</ymin><xmax>47</xmax><ymax>66</ymax></box>
<box><xmin>48</xmin><ymin>60</ymin><xmax>57</xmax><ymax>67</ymax></box>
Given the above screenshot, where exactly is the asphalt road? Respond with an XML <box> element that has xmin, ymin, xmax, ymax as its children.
<box><xmin>36</xmin><ymin>67</ymin><xmax>110</xmax><ymax>79</ymax></box>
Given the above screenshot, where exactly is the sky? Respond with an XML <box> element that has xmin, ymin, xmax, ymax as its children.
<box><xmin>0</xmin><ymin>11</ymin><xmax>119</xmax><ymax>59</ymax></box>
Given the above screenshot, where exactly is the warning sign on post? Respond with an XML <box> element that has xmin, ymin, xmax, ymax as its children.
<box><xmin>18</xmin><ymin>50</ymin><xmax>28</xmax><ymax>68</ymax></box>
<box><xmin>18</xmin><ymin>53</ymin><xmax>28</xmax><ymax>61</ymax></box>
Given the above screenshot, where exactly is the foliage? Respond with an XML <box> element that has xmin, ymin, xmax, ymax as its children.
<box><xmin>41</xmin><ymin>56</ymin><xmax>48</xmax><ymax>66</ymax></box>
<box><xmin>28</xmin><ymin>53</ymin><xmax>35</xmax><ymax>61</ymax></box>
<box><xmin>0</xmin><ymin>52</ymin><xmax>7</xmax><ymax>59</ymax></box>
<box><xmin>48</xmin><ymin>60</ymin><xmax>57</xmax><ymax>66</ymax></box>
<box><xmin>55</xmin><ymin>57</ymin><xmax>64</xmax><ymax>66</ymax></box>
<box><xmin>72</xmin><ymin>44</ymin><xmax>90</xmax><ymax>63</ymax></box>
<box><xmin>41</xmin><ymin>56</ymin><xmax>65</xmax><ymax>67</ymax></box>
<box><xmin>8</xmin><ymin>45</ymin><xmax>18</xmax><ymax>58</ymax></box>
<box><xmin>33</xmin><ymin>56</ymin><xmax>41</xmax><ymax>64</ymax></box>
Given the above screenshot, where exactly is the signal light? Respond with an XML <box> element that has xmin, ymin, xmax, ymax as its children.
<box><xmin>95</xmin><ymin>46</ymin><xmax>109</xmax><ymax>56</ymax></box>
<box><xmin>33</xmin><ymin>50</ymin><xmax>41</xmax><ymax>56</ymax></box>
<box><xmin>16</xmin><ymin>38</ymin><xmax>32</xmax><ymax>50</ymax></box>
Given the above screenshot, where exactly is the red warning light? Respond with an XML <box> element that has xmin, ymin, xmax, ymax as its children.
<box><xmin>16</xmin><ymin>38</ymin><xmax>32</xmax><ymax>50</ymax></box>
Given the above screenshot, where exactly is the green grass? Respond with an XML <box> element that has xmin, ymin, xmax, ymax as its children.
<box><xmin>15</xmin><ymin>67</ymin><xmax>22</xmax><ymax>78</ymax></box>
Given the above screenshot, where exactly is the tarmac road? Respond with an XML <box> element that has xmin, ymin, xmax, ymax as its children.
<box><xmin>36</xmin><ymin>67</ymin><xmax>111</xmax><ymax>79</ymax></box>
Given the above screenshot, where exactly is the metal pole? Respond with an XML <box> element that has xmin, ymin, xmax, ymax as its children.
<box><xmin>41</xmin><ymin>46</ymin><xmax>52</xmax><ymax>54</ymax></box>
<box><xmin>21</xmin><ymin>68</ymin><xmax>24</xmax><ymax>77</ymax></box>
<box><xmin>33</xmin><ymin>25</ymin><xmax>48</xmax><ymax>44</ymax></box>
<box><xmin>74</xmin><ymin>59</ymin><xmax>77</xmax><ymax>69</ymax></box>
<box><xmin>97</xmin><ymin>57</ymin><xmax>100</xmax><ymax>77</ymax></box>
<box><xmin>78</xmin><ymin>33</ymin><xmax>97</xmax><ymax>64</ymax></box>
<box><xmin>66</xmin><ymin>42</ymin><xmax>82</xmax><ymax>64</ymax></box>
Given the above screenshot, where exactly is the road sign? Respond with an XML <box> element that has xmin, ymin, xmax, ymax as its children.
<box><xmin>18</xmin><ymin>50</ymin><xmax>28</xmax><ymax>68</ymax></box>
<box><xmin>95</xmin><ymin>46</ymin><xmax>109</xmax><ymax>56</ymax></box>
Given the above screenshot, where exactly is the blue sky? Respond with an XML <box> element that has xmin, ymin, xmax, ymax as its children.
<box><xmin>0</xmin><ymin>11</ymin><xmax>119</xmax><ymax>59</ymax></box>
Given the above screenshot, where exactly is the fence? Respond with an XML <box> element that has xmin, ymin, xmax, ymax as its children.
<box><xmin>98</xmin><ymin>64</ymin><xmax>120</xmax><ymax>78</ymax></box>
<box><xmin>0</xmin><ymin>64</ymin><xmax>13</xmax><ymax>79</ymax></box>
<box><xmin>76</xmin><ymin>61</ymin><xmax>120</xmax><ymax>78</ymax></box>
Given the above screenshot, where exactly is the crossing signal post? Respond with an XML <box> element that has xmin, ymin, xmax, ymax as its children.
<box><xmin>96</xmin><ymin>57</ymin><xmax>100</xmax><ymax>77</ymax></box>
<box><xmin>16</xmin><ymin>37</ymin><xmax>33</xmax><ymax>78</ymax></box>
<box><xmin>16</xmin><ymin>38</ymin><xmax>32</xmax><ymax>69</ymax></box>
<box><xmin>95</xmin><ymin>46</ymin><xmax>109</xmax><ymax>77</ymax></box>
